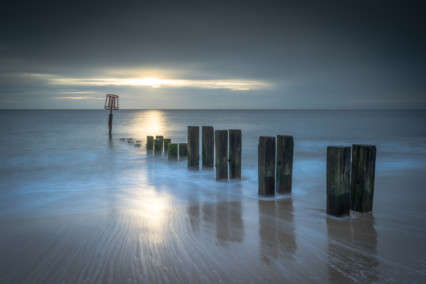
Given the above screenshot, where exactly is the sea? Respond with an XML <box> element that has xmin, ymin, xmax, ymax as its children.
<box><xmin>0</xmin><ymin>109</ymin><xmax>425</xmax><ymax>283</ymax></box>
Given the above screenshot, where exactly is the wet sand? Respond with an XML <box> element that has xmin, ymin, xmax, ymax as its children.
<box><xmin>1</xmin><ymin>170</ymin><xmax>424</xmax><ymax>283</ymax></box>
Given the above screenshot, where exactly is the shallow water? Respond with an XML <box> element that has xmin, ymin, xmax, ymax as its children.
<box><xmin>0</xmin><ymin>109</ymin><xmax>425</xmax><ymax>283</ymax></box>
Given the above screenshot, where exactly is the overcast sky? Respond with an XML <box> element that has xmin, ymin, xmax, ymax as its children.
<box><xmin>1</xmin><ymin>0</ymin><xmax>425</xmax><ymax>109</ymax></box>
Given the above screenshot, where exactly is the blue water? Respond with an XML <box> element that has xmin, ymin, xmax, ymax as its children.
<box><xmin>0</xmin><ymin>109</ymin><xmax>425</xmax><ymax>283</ymax></box>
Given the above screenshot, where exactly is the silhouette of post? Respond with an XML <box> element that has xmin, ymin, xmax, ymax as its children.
<box><xmin>146</xmin><ymin>136</ymin><xmax>154</xmax><ymax>151</ymax></box>
<box><xmin>229</xmin><ymin>129</ymin><xmax>242</xmax><ymax>179</ymax></box>
<box><xmin>168</xmin><ymin>143</ymin><xmax>178</xmax><ymax>160</ymax></box>
<box><xmin>327</xmin><ymin>146</ymin><xmax>351</xmax><ymax>217</ymax></box>
<box><xmin>276</xmin><ymin>135</ymin><xmax>294</xmax><ymax>194</ymax></box>
<box><xmin>215</xmin><ymin>130</ymin><xmax>228</xmax><ymax>180</ymax></box>
<box><xmin>154</xmin><ymin>136</ymin><xmax>163</xmax><ymax>154</ymax></box>
<box><xmin>202</xmin><ymin>126</ymin><xmax>214</xmax><ymax>169</ymax></box>
<box><xmin>188</xmin><ymin>126</ymin><xmax>200</xmax><ymax>170</ymax></box>
<box><xmin>163</xmin><ymin>139</ymin><xmax>171</xmax><ymax>155</ymax></box>
<box><xmin>351</xmin><ymin>144</ymin><xmax>377</xmax><ymax>213</ymax></box>
<box><xmin>258</xmin><ymin>136</ymin><xmax>275</xmax><ymax>196</ymax></box>
<box><xmin>179</xmin><ymin>143</ymin><xmax>188</xmax><ymax>160</ymax></box>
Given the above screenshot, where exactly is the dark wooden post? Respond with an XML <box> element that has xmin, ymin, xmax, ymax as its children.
<box><xmin>258</xmin><ymin>136</ymin><xmax>275</xmax><ymax>196</ymax></box>
<box><xmin>154</xmin><ymin>136</ymin><xmax>163</xmax><ymax>153</ymax></box>
<box><xmin>179</xmin><ymin>143</ymin><xmax>188</xmax><ymax>160</ymax></box>
<box><xmin>188</xmin><ymin>126</ymin><xmax>200</xmax><ymax>170</ymax></box>
<box><xmin>229</xmin><ymin>129</ymin><xmax>242</xmax><ymax>179</ymax></box>
<box><xmin>276</xmin><ymin>135</ymin><xmax>294</xmax><ymax>194</ymax></box>
<box><xmin>163</xmin><ymin>139</ymin><xmax>171</xmax><ymax>155</ymax></box>
<box><xmin>351</xmin><ymin>144</ymin><xmax>377</xmax><ymax>213</ymax></box>
<box><xmin>146</xmin><ymin>136</ymin><xmax>154</xmax><ymax>151</ymax></box>
<box><xmin>202</xmin><ymin>126</ymin><xmax>214</xmax><ymax>169</ymax></box>
<box><xmin>108</xmin><ymin>112</ymin><xmax>113</xmax><ymax>134</ymax></box>
<box><xmin>327</xmin><ymin>146</ymin><xmax>351</xmax><ymax>217</ymax></box>
<box><xmin>215</xmin><ymin>130</ymin><xmax>228</xmax><ymax>180</ymax></box>
<box><xmin>168</xmin><ymin>143</ymin><xmax>178</xmax><ymax>160</ymax></box>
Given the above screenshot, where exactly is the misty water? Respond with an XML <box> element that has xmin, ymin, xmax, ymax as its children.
<box><xmin>0</xmin><ymin>109</ymin><xmax>425</xmax><ymax>283</ymax></box>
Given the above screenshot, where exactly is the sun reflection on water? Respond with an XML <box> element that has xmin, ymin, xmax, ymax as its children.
<box><xmin>129</xmin><ymin>110</ymin><xmax>167</xmax><ymax>138</ymax></box>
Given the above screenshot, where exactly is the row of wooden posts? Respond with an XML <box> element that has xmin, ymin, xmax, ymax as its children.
<box><xmin>140</xmin><ymin>128</ymin><xmax>376</xmax><ymax>218</ymax></box>
<box><xmin>145</xmin><ymin>126</ymin><xmax>242</xmax><ymax>181</ymax></box>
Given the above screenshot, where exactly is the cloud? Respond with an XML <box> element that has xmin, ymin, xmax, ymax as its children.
<box><xmin>28</xmin><ymin>73</ymin><xmax>270</xmax><ymax>91</ymax></box>
<box><xmin>53</xmin><ymin>96</ymin><xmax>103</xmax><ymax>100</ymax></box>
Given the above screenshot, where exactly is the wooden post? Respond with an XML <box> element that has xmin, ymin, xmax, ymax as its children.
<box><xmin>168</xmin><ymin>143</ymin><xmax>178</xmax><ymax>160</ymax></box>
<box><xmin>276</xmin><ymin>135</ymin><xmax>294</xmax><ymax>194</ymax></box>
<box><xmin>202</xmin><ymin>126</ymin><xmax>214</xmax><ymax>169</ymax></box>
<box><xmin>179</xmin><ymin>143</ymin><xmax>188</xmax><ymax>160</ymax></box>
<box><xmin>351</xmin><ymin>144</ymin><xmax>377</xmax><ymax>213</ymax></box>
<box><xmin>258</xmin><ymin>136</ymin><xmax>275</xmax><ymax>196</ymax></box>
<box><xmin>154</xmin><ymin>136</ymin><xmax>163</xmax><ymax>153</ymax></box>
<box><xmin>146</xmin><ymin>136</ymin><xmax>154</xmax><ymax>151</ymax></box>
<box><xmin>163</xmin><ymin>139</ymin><xmax>171</xmax><ymax>155</ymax></box>
<box><xmin>215</xmin><ymin>130</ymin><xmax>228</xmax><ymax>180</ymax></box>
<box><xmin>327</xmin><ymin>146</ymin><xmax>351</xmax><ymax>217</ymax></box>
<box><xmin>188</xmin><ymin>126</ymin><xmax>200</xmax><ymax>170</ymax></box>
<box><xmin>108</xmin><ymin>111</ymin><xmax>113</xmax><ymax>134</ymax></box>
<box><xmin>229</xmin><ymin>129</ymin><xmax>242</xmax><ymax>179</ymax></box>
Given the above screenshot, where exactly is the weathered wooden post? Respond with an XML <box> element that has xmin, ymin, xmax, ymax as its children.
<box><xmin>154</xmin><ymin>136</ymin><xmax>163</xmax><ymax>153</ymax></box>
<box><xmin>229</xmin><ymin>129</ymin><xmax>242</xmax><ymax>179</ymax></box>
<box><xmin>276</xmin><ymin>135</ymin><xmax>294</xmax><ymax>194</ymax></box>
<box><xmin>202</xmin><ymin>126</ymin><xmax>214</xmax><ymax>169</ymax></box>
<box><xmin>327</xmin><ymin>146</ymin><xmax>351</xmax><ymax>217</ymax></box>
<box><xmin>168</xmin><ymin>143</ymin><xmax>178</xmax><ymax>160</ymax></box>
<box><xmin>179</xmin><ymin>143</ymin><xmax>188</xmax><ymax>160</ymax></box>
<box><xmin>163</xmin><ymin>138</ymin><xmax>171</xmax><ymax>155</ymax></box>
<box><xmin>215</xmin><ymin>130</ymin><xmax>228</xmax><ymax>180</ymax></box>
<box><xmin>146</xmin><ymin>136</ymin><xmax>154</xmax><ymax>151</ymax></box>
<box><xmin>258</xmin><ymin>136</ymin><xmax>275</xmax><ymax>196</ymax></box>
<box><xmin>188</xmin><ymin>126</ymin><xmax>200</xmax><ymax>170</ymax></box>
<box><xmin>351</xmin><ymin>144</ymin><xmax>377</xmax><ymax>213</ymax></box>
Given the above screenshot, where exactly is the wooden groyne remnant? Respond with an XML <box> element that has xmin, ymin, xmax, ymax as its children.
<box><xmin>257</xmin><ymin>135</ymin><xmax>294</xmax><ymax>197</ymax></box>
<box><xmin>215</xmin><ymin>130</ymin><xmax>228</xmax><ymax>180</ymax></box>
<box><xmin>168</xmin><ymin>143</ymin><xmax>178</xmax><ymax>160</ymax></box>
<box><xmin>326</xmin><ymin>146</ymin><xmax>351</xmax><ymax>217</ymax></box>
<box><xmin>351</xmin><ymin>144</ymin><xmax>376</xmax><ymax>213</ymax></box>
<box><xmin>229</xmin><ymin>130</ymin><xmax>242</xmax><ymax>179</ymax></box>
<box><xmin>258</xmin><ymin>136</ymin><xmax>276</xmax><ymax>196</ymax></box>
<box><xmin>188</xmin><ymin>126</ymin><xmax>200</xmax><ymax>170</ymax></box>
<box><xmin>202</xmin><ymin>126</ymin><xmax>214</xmax><ymax>169</ymax></box>
<box><xmin>326</xmin><ymin>144</ymin><xmax>377</xmax><ymax>217</ymax></box>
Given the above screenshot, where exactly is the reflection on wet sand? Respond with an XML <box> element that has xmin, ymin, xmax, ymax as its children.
<box><xmin>327</xmin><ymin>214</ymin><xmax>378</xmax><ymax>283</ymax></box>
<box><xmin>259</xmin><ymin>198</ymin><xmax>297</xmax><ymax>263</ymax></box>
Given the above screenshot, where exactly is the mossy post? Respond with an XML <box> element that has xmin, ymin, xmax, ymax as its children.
<box><xmin>276</xmin><ymin>135</ymin><xmax>294</xmax><ymax>194</ymax></box>
<box><xmin>188</xmin><ymin>126</ymin><xmax>200</xmax><ymax>170</ymax></box>
<box><xmin>215</xmin><ymin>130</ymin><xmax>228</xmax><ymax>180</ymax></box>
<box><xmin>155</xmin><ymin>136</ymin><xmax>163</xmax><ymax>153</ymax></box>
<box><xmin>202</xmin><ymin>126</ymin><xmax>214</xmax><ymax>169</ymax></box>
<box><xmin>258</xmin><ymin>136</ymin><xmax>275</xmax><ymax>196</ymax></box>
<box><xmin>163</xmin><ymin>139</ymin><xmax>171</xmax><ymax>155</ymax></box>
<box><xmin>168</xmin><ymin>143</ymin><xmax>178</xmax><ymax>161</ymax></box>
<box><xmin>351</xmin><ymin>144</ymin><xmax>377</xmax><ymax>213</ymax></box>
<box><xmin>179</xmin><ymin>143</ymin><xmax>188</xmax><ymax>161</ymax></box>
<box><xmin>146</xmin><ymin>136</ymin><xmax>154</xmax><ymax>151</ymax></box>
<box><xmin>326</xmin><ymin>146</ymin><xmax>351</xmax><ymax>217</ymax></box>
<box><xmin>229</xmin><ymin>129</ymin><xmax>242</xmax><ymax>179</ymax></box>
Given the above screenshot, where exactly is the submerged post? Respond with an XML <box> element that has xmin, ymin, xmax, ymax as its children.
<box><xmin>229</xmin><ymin>129</ymin><xmax>242</xmax><ymax>179</ymax></box>
<box><xmin>188</xmin><ymin>126</ymin><xmax>200</xmax><ymax>170</ymax></box>
<box><xmin>163</xmin><ymin>139</ymin><xmax>171</xmax><ymax>155</ymax></box>
<box><xmin>327</xmin><ymin>146</ymin><xmax>351</xmax><ymax>217</ymax></box>
<box><xmin>276</xmin><ymin>135</ymin><xmax>294</xmax><ymax>194</ymax></box>
<box><xmin>351</xmin><ymin>144</ymin><xmax>377</xmax><ymax>213</ymax></box>
<box><xmin>179</xmin><ymin>143</ymin><xmax>188</xmax><ymax>160</ymax></box>
<box><xmin>154</xmin><ymin>136</ymin><xmax>163</xmax><ymax>153</ymax></box>
<box><xmin>215</xmin><ymin>130</ymin><xmax>228</xmax><ymax>180</ymax></box>
<box><xmin>202</xmin><ymin>126</ymin><xmax>214</xmax><ymax>169</ymax></box>
<box><xmin>104</xmin><ymin>94</ymin><xmax>119</xmax><ymax>134</ymax></box>
<box><xmin>146</xmin><ymin>136</ymin><xmax>154</xmax><ymax>151</ymax></box>
<box><xmin>258</xmin><ymin>136</ymin><xmax>275</xmax><ymax>196</ymax></box>
<box><xmin>168</xmin><ymin>143</ymin><xmax>178</xmax><ymax>160</ymax></box>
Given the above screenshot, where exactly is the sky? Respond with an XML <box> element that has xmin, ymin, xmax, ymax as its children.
<box><xmin>1</xmin><ymin>0</ymin><xmax>425</xmax><ymax>109</ymax></box>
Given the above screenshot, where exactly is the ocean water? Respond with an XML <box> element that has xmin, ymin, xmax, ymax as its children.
<box><xmin>0</xmin><ymin>109</ymin><xmax>425</xmax><ymax>283</ymax></box>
